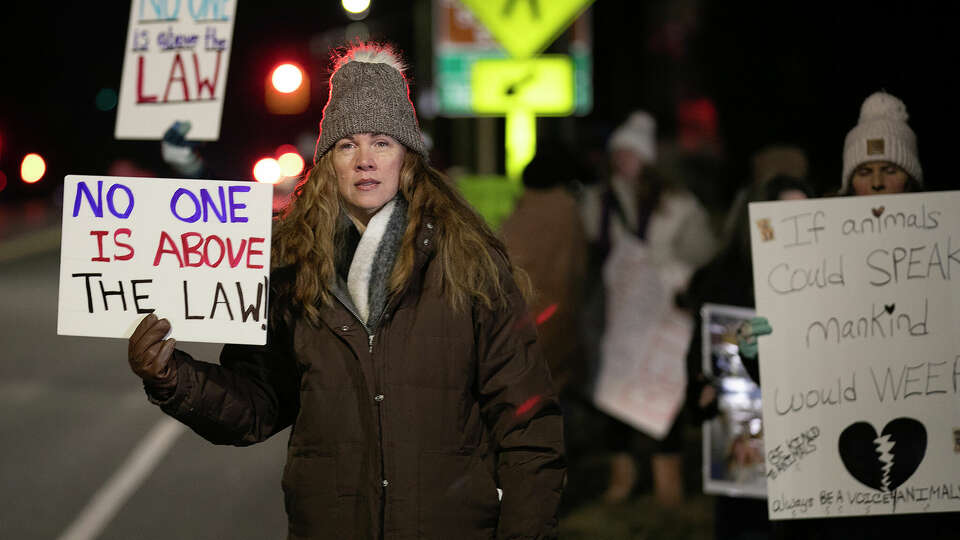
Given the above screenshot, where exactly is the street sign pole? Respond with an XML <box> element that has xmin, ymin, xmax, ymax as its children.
<box><xmin>505</xmin><ymin>108</ymin><xmax>535</xmax><ymax>181</ymax></box>
<box><xmin>460</xmin><ymin>0</ymin><xmax>593</xmax><ymax>182</ymax></box>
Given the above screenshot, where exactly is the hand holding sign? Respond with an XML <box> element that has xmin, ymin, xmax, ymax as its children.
<box><xmin>128</xmin><ymin>313</ymin><xmax>177</xmax><ymax>387</ymax></box>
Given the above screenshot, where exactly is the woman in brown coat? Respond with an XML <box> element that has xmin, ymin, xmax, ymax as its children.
<box><xmin>126</xmin><ymin>42</ymin><xmax>564</xmax><ymax>540</ymax></box>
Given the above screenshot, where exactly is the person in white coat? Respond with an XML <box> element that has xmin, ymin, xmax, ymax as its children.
<box><xmin>580</xmin><ymin>110</ymin><xmax>717</xmax><ymax>505</ymax></box>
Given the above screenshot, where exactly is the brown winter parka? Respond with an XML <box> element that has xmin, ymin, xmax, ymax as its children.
<box><xmin>148</xmin><ymin>220</ymin><xmax>565</xmax><ymax>539</ymax></box>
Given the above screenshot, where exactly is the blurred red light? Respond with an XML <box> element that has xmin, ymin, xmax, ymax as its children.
<box><xmin>0</xmin><ymin>171</ymin><xmax>7</xmax><ymax>192</ymax></box>
<box><xmin>253</xmin><ymin>157</ymin><xmax>282</xmax><ymax>184</ymax></box>
<box><xmin>21</xmin><ymin>153</ymin><xmax>46</xmax><ymax>183</ymax></box>
<box><xmin>271</xmin><ymin>64</ymin><xmax>303</xmax><ymax>93</ymax></box>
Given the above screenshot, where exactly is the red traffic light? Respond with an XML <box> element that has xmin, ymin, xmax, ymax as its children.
<box><xmin>266</xmin><ymin>62</ymin><xmax>310</xmax><ymax>115</ymax></box>
<box><xmin>271</xmin><ymin>63</ymin><xmax>304</xmax><ymax>93</ymax></box>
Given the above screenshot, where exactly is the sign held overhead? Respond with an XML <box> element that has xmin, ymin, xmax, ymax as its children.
<box><xmin>115</xmin><ymin>0</ymin><xmax>238</xmax><ymax>140</ymax></box>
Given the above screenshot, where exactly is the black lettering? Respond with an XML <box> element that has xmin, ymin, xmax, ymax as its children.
<box><xmin>131</xmin><ymin>279</ymin><xmax>155</xmax><ymax>314</ymax></box>
<box><xmin>72</xmin><ymin>272</ymin><xmax>102</xmax><ymax>313</ymax></box>
<box><xmin>236</xmin><ymin>280</ymin><xmax>263</xmax><ymax>322</ymax></box>
<box><xmin>183</xmin><ymin>281</ymin><xmax>204</xmax><ymax>319</ymax></box>
<box><xmin>99</xmin><ymin>280</ymin><xmax>127</xmax><ymax>311</ymax></box>
<box><xmin>210</xmin><ymin>282</ymin><xmax>234</xmax><ymax>320</ymax></box>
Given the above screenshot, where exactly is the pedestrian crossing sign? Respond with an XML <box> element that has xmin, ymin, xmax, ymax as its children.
<box><xmin>458</xmin><ymin>0</ymin><xmax>595</xmax><ymax>58</ymax></box>
<box><xmin>471</xmin><ymin>56</ymin><xmax>575</xmax><ymax>115</ymax></box>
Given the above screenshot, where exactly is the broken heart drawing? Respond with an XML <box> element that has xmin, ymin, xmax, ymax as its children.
<box><xmin>838</xmin><ymin>418</ymin><xmax>926</xmax><ymax>492</ymax></box>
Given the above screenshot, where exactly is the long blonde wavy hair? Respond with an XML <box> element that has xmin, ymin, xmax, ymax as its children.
<box><xmin>272</xmin><ymin>149</ymin><xmax>530</xmax><ymax>324</ymax></box>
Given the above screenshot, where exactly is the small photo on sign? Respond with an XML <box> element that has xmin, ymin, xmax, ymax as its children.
<box><xmin>701</xmin><ymin>303</ymin><xmax>766</xmax><ymax>499</ymax></box>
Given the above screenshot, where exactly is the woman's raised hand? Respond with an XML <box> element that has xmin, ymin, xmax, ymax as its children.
<box><xmin>128</xmin><ymin>313</ymin><xmax>177</xmax><ymax>386</ymax></box>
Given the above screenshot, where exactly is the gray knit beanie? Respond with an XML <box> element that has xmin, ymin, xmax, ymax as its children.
<box><xmin>842</xmin><ymin>91</ymin><xmax>923</xmax><ymax>192</ymax></box>
<box><xmin>314</xmin><ymin>42</ymin><xmax>427</xmax><ymax>162</ymax></box>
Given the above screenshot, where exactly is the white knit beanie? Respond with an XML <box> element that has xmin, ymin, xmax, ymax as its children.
<box><xmin>842</xmin><ymin>91</ymin><xmax>922</xmax><ymax>192</ymax></box>
<box><xmin>608</xmin><ymin>111</ymin><xmax>657</xmax><ymax>163</ymax></box>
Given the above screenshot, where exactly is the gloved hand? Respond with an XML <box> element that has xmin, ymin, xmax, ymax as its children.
<box><xmin>161</xmin><ymin>120</ymin><xmax>204</xmax><ymax>177</ymax></box>
<box><xmin>736</xmin><ymin>316</ymin><xmax>772</xmax><ymax>360</ymax></box>
<box><xmin>128</xmin><ymin>313</ymin><xmax>178</xmax><ymax>389</ymax></box>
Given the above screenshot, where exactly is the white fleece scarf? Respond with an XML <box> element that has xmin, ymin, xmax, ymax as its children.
<box><xmin>347</xmin><ymin>199</ymin><xmax>397</xmax><ymax>324</ymax></box>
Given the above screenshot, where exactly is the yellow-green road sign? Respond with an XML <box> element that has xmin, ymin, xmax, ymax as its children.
<box><xmin>459</xmin><ymin>0</ymin><xmax>595</xmax><ymax>59</ymax></box>
<box><xmin>470</xmin><ymin>55</ymin><xmax>575</xmax><ymax>115</ymax></box>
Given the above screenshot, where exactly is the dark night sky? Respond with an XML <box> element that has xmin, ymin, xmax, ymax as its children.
<box><xmin>1</xmin><ymin>1</ymin><xmax>957</xmax><ymax>203</ymax></box>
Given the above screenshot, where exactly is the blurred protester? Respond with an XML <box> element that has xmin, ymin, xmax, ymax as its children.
<box><xmin>501</xmin><ymin>144</ymin><xmax>588</xmax><ymax>392</ymax></box>
<box><xmin>500</xmin><ymin>144</ymin><xmax>595</xmax><ymax>512</ymax></box>
<box><xmin>581</xmin><ymin>110</ymin><xmax>717</xmax><ymax>295</ymax></box>
<box><xmin>125</xmin><ymin>42</ymin><xmax>564</xmax><ymax>539</ymax></box>
<box><xmin>683</xmin><ymin>174</ymin><xmax>815</xmax><ymax>540</ymax></box>
<box><xmin>580</xmin><ymin>110</ymin><xmax>717</xmax><ymax>505</ymax></box>
<box><xmin>739</xmin><ymin>91</ymin><xmax>960</xmax><ymax>539</ymax></box>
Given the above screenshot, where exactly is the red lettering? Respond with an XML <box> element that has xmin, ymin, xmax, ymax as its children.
<box><xmin>136</xmin><ymin>56</ymin><xmax>158</xmax><ymax>103</ymax></box>
<box><xmin>163</xmin><ymin>53</ymin><xmax>189</xmax><ymax>102</ymax></box>
<box><xmin>194</xmin><ymin>50</ymin><xmax>222</xmax><ymax>100</ymax></box>
<box><xmin>203</xmin><ymin>235</ymin><xmax>225</xmax><ymax>267</ymax></box>
<box><xmin>226</xmin><ymin>238</ymin><xmax>247</xmax><ymax>268</ymax></box>
<box><xmin>153</xmin><ymin>231</ymin><xmax>184</xmax><ymax>267</ymax></box>
<box><xmin>247</xmin><ymin>237</ymin><xmax>265</xmax><ymax>269</ymax></box>
<box><xmin>181</xmin><ymin>232</ymin><xmax>204</xmax><ymax>267</ymax></box>
<box><xmin>90</xmin><ymin>230</ymin><xmax>110</xmax><ymax>262</ymax></box>
<box><xmin>114</xmin><ymin>228</ymin><xmax>135</xmax><ymax>261</ymax></box>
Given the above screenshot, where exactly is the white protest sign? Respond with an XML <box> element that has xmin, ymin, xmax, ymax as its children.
<box><xmin>750</xmin><ymin>191</ymin><xmax>960</xmax><ymax>519</ymax></box>
<box><xmin>57</xmin><ymin>175</ymin><xmax>272</xmax><ymax>345</ymax></box>
<box><xmin>115</xmin><ymin>0</ymin><xmax>237</xmax><ymax>140</ymax></box>
<box><xmin>592</xmin><ymin>232</ymin><xmax>690</xmax><ymax>439</ymax></box>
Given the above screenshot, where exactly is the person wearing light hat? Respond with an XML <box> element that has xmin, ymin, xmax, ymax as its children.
<box><xmin>580</xmin><ymin>110</ymin><xmax>717</xmax><ymax>506</ymax></box>
<box><xmin>840</xmin><ymin>90</ymin><xmax>923</xmax><ymax>196</ymax></box>
<box><xmin>125</xmin><ymin>42</ymin><xmax>564</xmax><ymax>539</ymax></box>
<box><xmin>738</xmin><ymin>90</ymin><xmax>926</xmax><ymax>373</ymax></box>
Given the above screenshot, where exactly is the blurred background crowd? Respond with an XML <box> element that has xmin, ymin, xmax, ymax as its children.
<box><xmin>1</xmin><ymin>1</ymin><xmax>957</xmax><ymax>539</ymax></box>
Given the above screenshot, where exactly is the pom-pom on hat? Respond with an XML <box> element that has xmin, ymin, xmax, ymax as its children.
<box><xmin>607</xmin><ymin>111</ymin><xmax>657</xmax><ymax>163</ymax></box>
<box><xmin>314</xmin><ymin>42</ymin><xmax>427</xmax><ymax>162</ymax></box>
<box><xmin>841</xmin><ymin>91</ymin><xmax>922</xmax><ymax>192</ymax></box>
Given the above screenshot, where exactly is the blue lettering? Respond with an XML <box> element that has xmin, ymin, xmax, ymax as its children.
<box><xmin>73</xmin><ymin>181</ymin><xmax>104</xmax><ymax>218</ymax></box>
<box><xmin>201</xmin><ymin>186</ymin><xmax>227</xmax><ymax>223</ymax></box>
<box><xmin>228</xmin><ymin>185</ymin><xmax>250</xmax><ymax>223</ymax></box>
<box><xmin>106</xmin><ymin>184</ymin><xmax>135</xmax><ymax>219</ymax></box>
<box><xmin>171</xmin><ymin>188</ymin><xmax>202</xmax><ymax>223</ymax></box>
<box><xmin>139</xmin><ymin>0</ymin><xmax>181</xmax><ymax>21</ymax></box>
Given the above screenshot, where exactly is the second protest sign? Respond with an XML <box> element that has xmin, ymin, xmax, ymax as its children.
<box><xmin>750</xmin><ymin>191</ymin><xmax>960</xmax><ymax>519</ymax></box>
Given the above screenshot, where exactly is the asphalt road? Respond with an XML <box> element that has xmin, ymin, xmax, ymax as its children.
<box><xmin>0</xmin><ymin>234</ymin><xmax>289</xmax><ymax>539</ymax></box>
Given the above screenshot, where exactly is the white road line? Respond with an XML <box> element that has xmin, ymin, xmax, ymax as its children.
<box><xmin>57</xmin><ymin>417</ymin><xmax>185</xmax><ymax>540</ymax></box>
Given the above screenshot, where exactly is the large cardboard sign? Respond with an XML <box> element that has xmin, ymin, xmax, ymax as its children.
<box><xmin>593</xmin><ymin>232</ymin><xmax>690</xmax><ymax>439</ymax></box>
<box><xmin>115</xmin><ymin>0</ymin><xmax>238</xmax><ymax>140</ymax></box>
<box><xmin>701</xmin><ymin>304</ymin><xmax>766</xmax><ymax>499</ymax></box>
<box><xmin>750</xmin><ymin>191</ymin><xmax>960</xmax><ymax>519</ymax></box>
<box><xmin>57</xmin><ymin>175</ymin><xmax>272</xmax><ymax>345</ymax></box>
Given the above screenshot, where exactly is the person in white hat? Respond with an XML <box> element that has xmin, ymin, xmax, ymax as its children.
<box><xmin>840</xmin><ymin>90</ymin><xmax>923</xmax><ymax>196</ymax></box>
<box><xmin>580</xmin><ymin>110</ymin><xmax>717</xmax><ymax>506</ymax></box>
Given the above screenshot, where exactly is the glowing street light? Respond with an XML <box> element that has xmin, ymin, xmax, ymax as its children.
<box><xmin>342</xmin><ymin>0</ymin><xmax>371</xmax><ymax>15</ymax></box>
<box><xmin>21</xmin><ymin>153</ymin><xmax>46</xmax><ymax>183</ymax></box>
<box><xmin>271</xmin><ymin>63</ymin><xmax>304</xmax><ymax>94</ymax></box>
<box><xmin>277</xmin><ymin>151</ymin><xmax>305</xmax><ymax>178</ymax></box>
<box><xmin>253</xmin><ymin>157</ymin><xmax>282</xmax><ymax>184</ymax></box>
